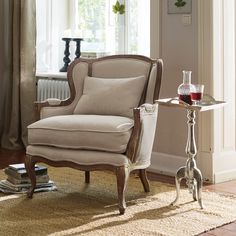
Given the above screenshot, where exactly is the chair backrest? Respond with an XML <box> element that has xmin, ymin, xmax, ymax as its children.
<box><xmin>65</xmin><ymin>55</ymin><xmax>163</xmax><ymax>118</ymax></box>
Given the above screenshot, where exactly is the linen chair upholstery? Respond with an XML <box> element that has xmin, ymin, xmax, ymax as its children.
<box><xmin>25</xmin><ymin>55</ymin><xmax>163</xmax><ymax>214</ymax></box>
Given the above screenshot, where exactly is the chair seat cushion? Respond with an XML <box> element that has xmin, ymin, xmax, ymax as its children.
<box><xmin>28</xmin><ymin>115</ymin><xmax>134</xmax><ymax>153</ymax></box>
<box><xmin>26</xmin><ymin>146</ymin><xmax>130</xmax><ymax>166</ymax></box>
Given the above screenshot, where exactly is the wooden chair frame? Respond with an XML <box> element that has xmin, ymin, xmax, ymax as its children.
<box><xmin>25</xmin><ymin>55</ymin><xmax>163</xmax><ymax>214</ymax></box>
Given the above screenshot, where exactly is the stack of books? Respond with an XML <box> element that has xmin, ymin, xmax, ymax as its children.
<box><xmin>0</xmin><ymin>164</ymin><xmax>57</xmax><ymax>193</ymax></box>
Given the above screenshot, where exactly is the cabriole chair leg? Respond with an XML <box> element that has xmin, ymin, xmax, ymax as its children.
<box><xmin>24</xmin><ymin>155</ymin><xmax>36</xmax><ymax>198</ymax></box>
<box><xmin>139</xmin><ymin>169</ymin><xmax>150</xmax><ymax>192</ymax></box>
<box><xmin>85</xmin><ymin>171</ymin><xmax>90</xmax><ymax>183</ymax></box>
<box><xmin>116</xmin><ymin>166</ymin><xmax>129</xmax><ymax>214</ymax></box>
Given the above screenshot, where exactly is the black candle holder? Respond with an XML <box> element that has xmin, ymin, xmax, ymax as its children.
<box><xmin>73</xmin><ymin>38</ymin><xmax>83</xmax><ymax>59</ymax></box>
<box><xmin>60</xmin><ymin>38</ymin><xmax>72</xmax><ymax>72</ymax></box>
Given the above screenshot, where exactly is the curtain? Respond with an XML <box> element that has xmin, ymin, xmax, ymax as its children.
<box><xmin>0</xmin><ymin>0</ymin><xmax>36</xmax><ymax>150</ymax></box>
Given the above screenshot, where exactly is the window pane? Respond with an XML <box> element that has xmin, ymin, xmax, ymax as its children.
<box><xmin>77</xmin><ymin>0</ymin><xmax>114</xmax><ymax>55</ymax></box>
<box><xmin>127</xmin><ymin>0</ymin><xmax>150</xmax><ymax>56</ymax></box>
<box><xmin>76</xmin><ymin>0</ymin><xmax>150</xmax><ymax>56</ymax></box>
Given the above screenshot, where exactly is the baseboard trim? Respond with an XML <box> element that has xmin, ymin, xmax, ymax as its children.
<box><xmin>213</xmin><ymin>150</ymin><xmax>236</xmax><ymax>183</ymax></box>
<box><xmin>214</xmin><ymin>169</ymin><xmax>236</xmax><ymax>183</ymax></box>
<box><xmin>148</xmin><ymin>151</ymin><xmax>236</xmax><ymax>183</ymax></box>
<box><xmin>148</xmin><ymin>152</ymin><xmax>186</xmax><ymax>176</ymax></box>
<box><xmin>148</xmin><ymin>151</ymin><xmax>214</xmax><ymax>183</ymax></box>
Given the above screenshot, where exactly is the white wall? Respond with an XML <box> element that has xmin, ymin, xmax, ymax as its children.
<box><xmin>149</xmin><ymin>0</ymin><xmax>199</xmax><ymax>176</ymax></box>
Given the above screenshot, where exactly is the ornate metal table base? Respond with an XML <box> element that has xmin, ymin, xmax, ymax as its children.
<box><xmin>171</xmin><ymin>109</ymin><xmax>204</xmax><ymax>209</ymax></box>
<box><xmin>157</xmin><ymin>97</ymin><xmax>226</xmax><ymax>209</ymax></box>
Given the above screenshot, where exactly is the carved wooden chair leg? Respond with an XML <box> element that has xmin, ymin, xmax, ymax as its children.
<box><xmin>116</xmin><ymin>166</ymin><xmax>129</xmax><ymax>215</ymax></box>
<box><xmin>24</xmin><ymin>155</ymin><xmax>36</xmax><ymax>198</ymax></box>
<box><xmin>85</xmin><ymin>171</ymin><xmax>90</xmax><ymax>183</ymax></box>
<box><xmin>139</xmin><ymin>169</ymin><xmax>150</xmax><ymax>192</ymax></box>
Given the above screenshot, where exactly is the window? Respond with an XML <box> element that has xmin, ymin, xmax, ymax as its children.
<box><xmin>36</xmin><ymin>0</ymin><xmax>150</xmax><ymax>73</ymax></box>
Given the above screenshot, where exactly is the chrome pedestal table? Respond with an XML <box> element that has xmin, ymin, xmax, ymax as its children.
<box><xmin>156</xmin><ymin>98</ymin><xmax>226</xmax><ymax>208</ymax></box>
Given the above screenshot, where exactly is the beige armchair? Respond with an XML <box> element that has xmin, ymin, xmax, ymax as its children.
<box><xmin>25</xmin><ymin>55</ymin><xmax>163</xmax><ymax>214</ymax></box>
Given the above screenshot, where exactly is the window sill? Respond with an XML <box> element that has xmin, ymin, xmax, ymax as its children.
<box><xmin>36</xmin><ymin>71</ymin><xmax>67</xmax><ymax>80</ymax></box>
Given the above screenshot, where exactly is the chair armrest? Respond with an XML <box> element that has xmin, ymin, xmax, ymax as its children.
<box><xmin>126</xmin><ymin>107</ymin><xmax>142</xmax><ymax>162</ymax></box>
<box><xmin>35</xmin><ymin>97</ymin><xmax>75</xmax><ymax>120</ymax></box>
<box><xmin>126</xmin><ymin>103</ymin><xmax>158</xmax><ymax>167</ymax></box>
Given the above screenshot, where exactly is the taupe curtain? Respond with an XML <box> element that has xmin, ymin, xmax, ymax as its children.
<box><xmin>0</xmin><ymin>0</ymin><xmax>36</xmax><ymax>150</ymax></box>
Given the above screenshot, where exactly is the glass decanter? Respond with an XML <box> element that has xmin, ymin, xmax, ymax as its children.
<box><xmin>177</xmin><ymin>70</ymin><xmax>194</xmax><ymax>105</ymax></box>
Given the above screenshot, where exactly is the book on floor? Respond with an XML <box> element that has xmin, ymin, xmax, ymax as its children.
<box><xmin>0</xmin><ymin>163</ymin><xmax>57</xmax><ymax>194</ymax></box>
<box><xmin>0</xmin><ymin>183</ymin><xmax>57</xmax><ymax>194</ymax></box>
<box><xmin>4</xmin><ymin>164</ymin><xmax>47</xmax><ymax>179</ymax></box>
<box><xmin>0</xmin><ymin>179</ymin><xmax>55</xmax><ymax>192</ymax></box>
<box><xmin>7</xmin><ymin>174</ymin><xmax>50</xmax><ymax>185</ymax></box>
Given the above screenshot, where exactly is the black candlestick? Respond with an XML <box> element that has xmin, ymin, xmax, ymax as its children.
<box><xmin>60</xmin><ymin>38</ymin><xmax>72</xmax><ymax>72</ymax></box>
<box><xmin>73</xmin><ymin>38</ymin><xmax>83</xmax><ymax>59</ymax></box>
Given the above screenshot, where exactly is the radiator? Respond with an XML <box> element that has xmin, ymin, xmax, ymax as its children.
<box><xmin>37</xmin><ymin>79</ymin><xmax>70</xmax><ymax>101</ymax></box>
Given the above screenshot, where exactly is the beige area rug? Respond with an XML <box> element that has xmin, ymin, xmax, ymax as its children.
<box><xmin>1</xmin><ymin>167</ymin><xmax>236</xmax><ymax>236</ymax></box>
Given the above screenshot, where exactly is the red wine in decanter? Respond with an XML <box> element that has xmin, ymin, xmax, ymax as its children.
<box><xmin>179</xmin><ymin>94</ymin><xmax>192</xmax><ymax>105</ymax></box>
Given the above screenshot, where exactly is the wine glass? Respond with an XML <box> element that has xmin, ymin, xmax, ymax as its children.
<box><xmin>190</xmin><ymin>84</ymin><xmax>204</xmax><ymax>105</ymax></box>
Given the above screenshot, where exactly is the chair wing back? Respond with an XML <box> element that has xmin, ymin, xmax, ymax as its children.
<box><xmin>68</xmin><ymin>55</ymin><xmax>163</xmax><ymax>107</ymax></box>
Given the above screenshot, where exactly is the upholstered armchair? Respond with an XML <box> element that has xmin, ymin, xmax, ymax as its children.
<box><xmin>25</xmin><ymin>55</ymin><xmax>163</xmax><ymax>214</ymax></box>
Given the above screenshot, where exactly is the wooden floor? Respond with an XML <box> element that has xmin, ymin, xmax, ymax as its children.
<box><xmin>1</xmin><ymin>149</ymin><xmax>236</xmax><ymax>235</ymax></box>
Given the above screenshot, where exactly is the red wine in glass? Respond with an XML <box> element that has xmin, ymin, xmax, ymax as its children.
<box><xmin>190</xmin><ymin>92</ymin><xmax>202</xmax><ymax>101</ymax></box>
<box><xmin>190</xmin><ymin>84</ymin><xmax>204</xmax><ymax>105</ymax></box>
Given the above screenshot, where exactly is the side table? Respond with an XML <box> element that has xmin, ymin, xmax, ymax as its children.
<box><xmin>156</xmin><ymin>97</ymin><xmax>226</xmax><ymax>208</ymax></box>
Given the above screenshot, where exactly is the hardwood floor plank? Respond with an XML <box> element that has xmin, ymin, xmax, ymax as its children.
<box><xmin>206</xmin><ymin>228</ymin><xmax>236</xmax><ymax>236</ymax></box>
<box><xmin>222</xmin><ymin>222</ymin><xmax>236</xmax><ymax>231</ymax></box>
<box><xmin>205</xmin><ymin>183</ymin><xmax>236</xmax><ymax>195</ymax></box>
<box><xmin>198</xmin><ymin>232</ymin><xmax>215</xmax><ymax>236</ymax></box>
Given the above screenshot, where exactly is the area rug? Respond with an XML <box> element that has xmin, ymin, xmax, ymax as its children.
<box><xmin>0</xmin><ymin>167</ymin><xmax>236</xmax><ymax>236</ymax></box>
